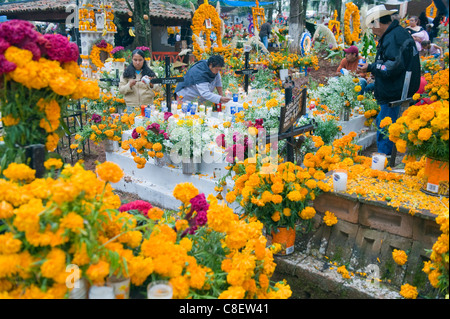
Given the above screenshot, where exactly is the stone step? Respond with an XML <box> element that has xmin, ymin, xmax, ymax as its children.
<box><xmin>272</xmin><ymin>251</ymin><xmax>402</xmax><ymax>299</ymax></box>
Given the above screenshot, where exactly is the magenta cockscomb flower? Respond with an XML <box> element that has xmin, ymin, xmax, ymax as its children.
<box><xmin>0</xmin><ymin>55</ymin><xmax>17</xmax><ymax>74</ymax></box>
<box><xmin>119</xmin><ymin>200</ymin><xmax>153</xmax><ymax>217</ymax></box>
<box><xmin>43</xmin><ymin>34</ymin><xmax>79</xmax><ymax>63</ymax></box>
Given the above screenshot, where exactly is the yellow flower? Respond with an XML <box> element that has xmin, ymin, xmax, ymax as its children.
<box><xmin>399</xmin><ymin>283</ymin><xmax>418</xmax><ymax>299</ymax></box>
<box><xmin>417</xmin><ymin>128</ymin><xmax>433</xmax><ymax>141</ymax></box>
<box><xmin>392</xmin><ymin>249</ymin><xmax>408</xmax><ymax>266</ymax></box>
<box><xmin>60</xmin><ymin>212</ymin><xmax>85</xmax><ymax>233</ymax></box>
<box><xmin>323</xmin><ymin>211</ymin><xmax>338</xmax><ymax>226</ymax></box>
<box><xmin>380</xmin><ymin>117</ymin><xmax>392</xmax><ymax>128</ymax></box>
<box><xmin>271</xmin><ymin>211</ymin><xmax>281</xmax><ymax>222</ymax></box>
<box><xmin>95</xmin><ymin>161</ymin><xmax>124</xmax><ymax>183</ymax></box>
<box><xmin>44</xmin><ymin>158</ymin><xmax>64</xmax><ymax>170</ymax></box>
<box><xmin>3</xmin><ymin>163</ymin><xmax>35</xmax><ymax>183</ymax></box>
<box><xmin>299</xmin><ymin>207</ymin><xmax>316</xmax><ymax>220</ymax></box>
<box><xmin>173</xmin><ymin>183</ymin><xmax>199</xmax><ymax>205</ymax></box>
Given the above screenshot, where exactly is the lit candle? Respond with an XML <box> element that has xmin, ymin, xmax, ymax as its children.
<box><xmin>371</xmin><ymin>153</ymin><xmax>386</xmax><ymax>171</ymax></box>
<box><xmin>333</xmin><ymin>169</ymin><xmax>348</xmax><ymax>192</ymax></box>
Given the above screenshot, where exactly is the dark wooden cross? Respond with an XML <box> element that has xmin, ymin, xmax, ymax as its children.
<box><xmin>235</xmin><ymin>51</ymin><xmax>258</xmax><ymax>93</ymax></box>
<box><xmin>265</xmin><ymin>86</ymin><xmax>314</xmax><ymax>163</ymax></box>
<box><xmin>151</xmin><ymin>56</ymin><xmax>184</xmax><ymax>112</ymax></box>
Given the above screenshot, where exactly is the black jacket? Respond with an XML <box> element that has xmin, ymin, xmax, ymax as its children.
<box><xmin>367</xmin><ymin>20</ymin><xmax>421</xmax><ymax>104</ymax></box>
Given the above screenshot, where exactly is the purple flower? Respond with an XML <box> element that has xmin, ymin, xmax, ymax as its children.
<box><xmin>0</xmin><ymin>55</ymin><xmax>17</xmax><ymax>75</ymax></box>
<box><xmin>190</xmin><ymin>193</ymin><xmax>209</xmax><ymax>213</ymax></box>
<box><xmin>96</xmin><ymin>40</ymin><xmax>108</xmax><ymax>49</ymax></box>
<box><xmin>195</xmin><ymin>210</ymin><xmax>208</xmax><ymax>226</ymax></box>
<box><xmin>164</xmin><ymin>112</ymin><xmax>173</xmax><ymax>121</ymax></box>
<box><xmin>216</xmin><ymin>134</ymin><xmax>225</xmax><ymax>147</ymax></box>
<box><xmin>91</xmin><ymin>113</ymin><xmax>102</xmax><ymax>123</ymax></box>
<box><xmin>147</xmin><ymin>123</ymin><xmax>161</xmax><ymax>134</ymax></box>
<box><xmin>43</xmin><ymin>34</ymin><xmax>78</xmax><ymax>63</ymax></box>
<box><xmin>0</xmin><ymin>38</ymin><xmax>10</xmax><ymax>54</ymax></box>
<box><xmin>131</xmin><ymin>128</ymin><xmax>139</xmax><ymax>139</ymax></box>
<box><xmin>255</xmin><ymin>119</ymin><xmax>264</xmax><ymax>128</ymax></box>
<box><xmin>0</xmin><ymin>20</ymin><xmax>39</xmax><ymax>46</ymax></box>
<box><xmin>111</xmin><ymin>46</ymin><xmax>125</xmax><ymax>55</ymax></box>
<box><xmin>163</xmin><ymin>132</ymin><xmax>169</xmax><ymax>140</ymax></box>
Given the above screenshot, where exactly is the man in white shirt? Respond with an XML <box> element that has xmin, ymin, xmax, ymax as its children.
<box><xmin>175</xmin><ymin>55</ymin><xmax>231</xmax><ymax>105</ymax></box>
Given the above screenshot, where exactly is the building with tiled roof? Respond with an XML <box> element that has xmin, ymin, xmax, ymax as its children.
<box><xmin>0</xmin><ymin>0</ymin><xmax>192</xmax><ymax>25</ymax></box>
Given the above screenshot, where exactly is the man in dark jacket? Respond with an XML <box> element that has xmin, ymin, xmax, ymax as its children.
<box><xmin>358</xmin><ymin>5</ymin><xmax>421</xmax><ymax>156</ymax></box>
<box><xmin>259</xmin><ymin>20</ymin><xmax>272</xmax><ymax>49</ymax></box>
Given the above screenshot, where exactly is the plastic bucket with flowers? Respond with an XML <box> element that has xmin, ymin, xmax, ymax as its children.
<box><xmin>421</xmin><ymin>157</ymin><xmax>449</xmax><ymax>197</ymax></box>
<box><xmin>271</xmin><ymin>227</ymin><xmax>296</xmax><ymax>256</ymax></box>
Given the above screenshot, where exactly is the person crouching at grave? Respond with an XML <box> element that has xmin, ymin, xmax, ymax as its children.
<box><xmin>336</xmin><ymin>45</ymin><xmax>371</xmax><ymax>93</ymax></box>
<box><xmin>119</xmin><ymin>49</ymin><xmax>161</xmax><ymax>109</ymax></box>
<box><xmin>174</xmin><ymin>55</ymin><xmax>231</xmax><ymax>105</ymax></box>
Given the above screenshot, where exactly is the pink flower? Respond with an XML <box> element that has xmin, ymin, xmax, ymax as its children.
<box><xmin>119</xmin><ymin>200</ymin><xmax>153</xmax><ymax>217</ymax></box>
<box><xmin>43</xmin><ymin>34</ymin><xmax>79</xmax><ymax>63</ymax></box>
<box><xmin>0</xmin><ymin>55</ymin><xmax>16</xmax><ymax>74</ymax></box>
<box><xmin>216</xmin><ymin>134</ymin><xmax>225</xmax><ymax>147</ymax></box>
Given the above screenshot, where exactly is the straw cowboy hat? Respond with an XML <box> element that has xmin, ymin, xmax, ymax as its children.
<box><xmin>172</xmin><ymin>61</ymin><xmax>187</xmax><ymax>68</ymax></box>
<box><xmin>365</xmin><ymin>5</ymin><xmax>398</xmax><ymax>27</ymax></box>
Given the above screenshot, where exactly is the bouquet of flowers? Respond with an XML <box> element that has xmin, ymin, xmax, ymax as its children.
<box><xmin>0</xmin><ymin>160</ymin><xmax>146</xmax><ymax>298</ymax></box>
<box><xmin>0</xmin><ymin>20</ymin><xmax>99</xmax><ymax>175</ymax></box>
<box><xmin>122</xmin><ymin>116</ymin><xmax>171</xmax><ymax>169</ymax></box>
<box><xmin>111</xmin><ymin>46</ymin><xmax>127</xmax><ymax>62</ymax></box>
<box><xmin>167</xmin><ymin>115</ymin><xmax>215</xmax><ymax>161</ymax></box>
<box><xmin>423</xmin><ymin>69</ymin><xmax>449</xmax><ymax>101</ymax></box>
<box><xmin>136</xmin><ymin>46</ymin><xmax>151</xmax><ymax>60</ymax></box>
<box><xmin>420</xmin><ymin>56</ymin><xmax>441</xmax><ymax>74</ymax></box>
<box><xmin>225</xmin><ymin>157</ymin><xmax>330</xmax><ymax>234</ymax></box>
<box><xmin>382</xmin><ymin>100</ymin><xmax>449</xmax><ymax>162</ymax></box>
<box><xmin>71</xmin><ymin>107</ymin><xmax>135</xmax><ymax>154</ymax></box>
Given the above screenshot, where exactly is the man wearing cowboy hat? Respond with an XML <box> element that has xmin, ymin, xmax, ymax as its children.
<box><xmin>358</xmin><ymin>4</ymin><xmax>421</xmax><ymax>156</ymax></box>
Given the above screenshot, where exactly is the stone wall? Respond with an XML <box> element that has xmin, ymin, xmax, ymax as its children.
<box><xmin>273</xmin><ymin>192</ymin><xmax>442</xmax><ymax>298</ymax></box>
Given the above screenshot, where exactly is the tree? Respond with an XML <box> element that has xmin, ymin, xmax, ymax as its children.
<box><xmin>289</xmin><ymin>0</ymin><xmax>308</xmax><ymax>53</ymax></box>
<box><xmin>125</xmin><ymin>0</ymin><xmax>152</xmax><ymax>52</ymax></box>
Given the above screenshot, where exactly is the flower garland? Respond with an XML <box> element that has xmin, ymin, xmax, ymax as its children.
<box><xmin>191</xmin><ymin>0</ymin><xmax>223</xmax><ymax>58</ymax></box>
<box><xmin>89</xmin><ymin>40</ymin><xmax>113</xmax><ymax>71</ymax></box>
<box><xmin>343</xmin><ymin>2</ymin><xmax>361</xmax><ymax>45</ymax></box>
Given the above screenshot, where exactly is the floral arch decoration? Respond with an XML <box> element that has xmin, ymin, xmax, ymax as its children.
<box><xmin>343</xmin><ymin>2</ymin><xmax>361</xmax><ymax>45</ymax></box>
<box><xmin>191</xmin><ymin>0</ymin><xmax>223</xmax><ymax>56</ymax></box>
<box><xmin>89</xmin><ymin>40</ymin><xmax>114</xmax><ymax>71</ymax></box>
<box><xmin>328</xmin><ymin>10</ymin><xmax>341</xmax><ymax>42</ymax></box>
<box><xmin>426</xmin><ymin>2</ymin><xmax>438</xmax><ymax>19</ymax></box>
<box><xmin>252</xmin><ymin>0</ymin><xmax>266</xmax><ymax>32</ymax></box>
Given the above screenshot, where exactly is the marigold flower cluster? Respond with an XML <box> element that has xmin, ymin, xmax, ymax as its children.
<box><xmin>424</xmin><ymin>69</ymin><xmax>449</xmax><ymax>101</ymax></box>
<box><xmin>385</xmin><ymin>100</ymin><xmax>449</xmax><ymax>161</ymax></box>
<box><xmin>420</xmin><ymin>56</ymin><xmax>442</xmax><ymax>74</ymax></box>
<box><xmin>72</xmin><ymin>98</ymin><xmax>134</xmax><ymax>154</ymax></box>
<box><xmin>303</xmin><ymin>132</ymin><xmax>369</xmax><ymax>173</ymax></box>
<box><xmin>0</xmin><ymin>161</ymin><xmax>139</xmax><ymax>299</ymax></box>
<box><xmin>226</xmin><ymin>155</ymin><xmax>329</xmax><ymax>233</ymax></box>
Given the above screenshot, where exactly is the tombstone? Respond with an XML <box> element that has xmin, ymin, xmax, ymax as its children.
<box><xmin>266</xmin><ymin>85</ymin><xmax>314</xmax><ymax>163</ymax></box>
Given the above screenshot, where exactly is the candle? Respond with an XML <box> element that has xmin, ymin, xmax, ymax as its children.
<box><xmin>371</xmin><ymin>153</ymin><xmax>386</xmax><ymax>170</ymax></box>
<box><xmin>333</xmin><ymin>169</ymin><xmax>348</xmax><ymax>192</ymax></box>
<box><xmin>147</xmin><ymin>281</ymin><xmax>173</xmax><ymax>299</ymax></box>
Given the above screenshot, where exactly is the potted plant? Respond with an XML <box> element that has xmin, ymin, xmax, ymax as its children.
<box><xmin>225</xmin><ymin>156</ymin><xmax>330</xmax><ymax>255</ymax></box>
<box><xmin>382</xmin><ymin>98</ymin><xmax>449</xmax><ymax>197</ymax></box>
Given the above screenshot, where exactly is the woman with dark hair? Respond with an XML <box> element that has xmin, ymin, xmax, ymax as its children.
<box><xmin>119</xmin><ymin>49</ymin><xmax>161</xmax><ymax>108</ymax></box>
<box><xmin>405</xmin><ymin>16</ymin><xmax>429</xmax><ymax>51</ymax></box>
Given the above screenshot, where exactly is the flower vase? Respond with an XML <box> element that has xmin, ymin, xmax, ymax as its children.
<box><xmin>271</xmin><ymin>227</ymin><xmax>296</xmax><ymax>256</ymax></box>
<box><xmin>69</xmin><ymin>278</ymin><xmax>89</xmax><ymax>299</ymax></box>
<box><xmin>104</xmin><ymin>139</ymin><xmax>119</xmax><ymax>152</ymax></box>
<box><xmin>155</xmin><ymin>156</ymin><xmax>165</xmax><ymax>167</ymax></box>
<box><xmin>420</xmin><ymin>157</ymin><xmax>449</xmax><ymax>197</ymax></box>
<box><xmin>182</xmin><ymin>158</ymin><xmax>198</xmax><ymax>175</ymax></box>
<box><xmin>340</xmin><ymin>108</ymin><xmax>350</xmax><ymax>121</ymax></box>
<box><xmin>106</xmin><ymin>275</ymin><xmax>130</xmax><ymax>299</ymax></box>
